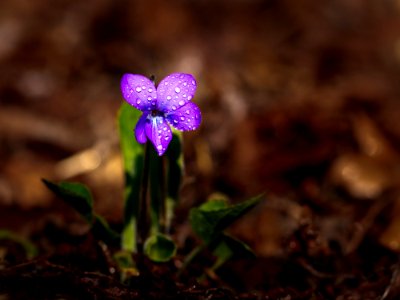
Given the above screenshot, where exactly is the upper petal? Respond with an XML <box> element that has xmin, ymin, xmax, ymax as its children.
<box><xmin>134</xmin><ymin>113</ymin><xmax>149</xmax><ymax>144</ymax></box>
<box><xmin>165</xmin><ymin>102</ymin><xmax>201</xmax><ymax>131</ymax></box>
<box><xmin>145</xmin><ymin>116</ymin><xmax>173</xmax><ymax>156</ymax></box>
<box><xmin>156</xmin><ymin>73</ymin><xmax>197</xmax><ymax>113</ymax></box>
<box><xmin>120</xmin><ymin>74</ymin><xmax>158</xmax><ymax>111</ymax></box>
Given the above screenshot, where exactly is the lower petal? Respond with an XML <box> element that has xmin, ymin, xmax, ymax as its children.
<box><xmin>165</xmin><ymin>102</ymin><xmax>201</xmax><ymax>131</ymax></box>
<box><xmin>145</xmin><ymin>116</ymin><xmax>173</xmax><ymax>156</ymax></box>
<box><xmin>135</xmin><ymin>113</ymin><xmax>149</xmax><ymax>144</ymax></box>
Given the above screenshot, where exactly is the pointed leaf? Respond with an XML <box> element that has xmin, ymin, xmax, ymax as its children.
<box><xmin>42</xmin><ymin>179</ymin><xmax>93</xmax><ymax>222</ymax></box>
<box><xmin>189</xmin><ymin>195</ymin><xmax>263</xmax><ymax>243</ymax></box>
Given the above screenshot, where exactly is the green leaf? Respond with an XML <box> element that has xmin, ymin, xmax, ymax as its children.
<box><xmin>118</xmin><ymin>102</ymin><xmax>145</xmax><ymax>252</ymax></box>
<box><xmin>189</xmin><ymin>195</ymin><xmax>263</xmax><ymax>244</ymax></box>
<box><xmin>42</xmin><ymin>179</ymin><xmax>93</xmax><ymax>222</ymax></box>
<box><xmin>113</xmin><ymin>250</ymin><xmax>140</xmax><ymax>281</ymax></box>
<box><xmin>144</xmin><ymin>233</ymin><xmax>177</xmax><ymax>262</ymax></box>
<box><xmin>211</xmin><ymin>233</ymin><xmax>255</xmax><ymax>271</ymax></box>
<box><xmin>92</xmin><ymin>214</ymin><xmax>120</xmax><ymax>244</ymax></box>
<box><xmin>43</xmin><ymin>179</ymin><xmax>119</xmax><ymax>243</ymax></box>
<box><xmin>0</xmin><ymin>230</ymin><xmax>38</xmax><ymax>259</ymax></box>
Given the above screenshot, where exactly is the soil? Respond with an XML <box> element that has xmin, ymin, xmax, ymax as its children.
<box><xmin>1</xmin><ymin>0</ymin><xmax>400</xmax><ymax>299</ymax></box>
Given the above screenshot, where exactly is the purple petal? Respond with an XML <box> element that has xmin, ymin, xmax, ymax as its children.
<box><xmin>120</xmin><ymin>74</ymin><xmax>158</xmax><ymax>111</ymax></box>
<box><xmin>156</xmin><ymin>73</ymin><xmax>197</xmax><ymax>113</ymax></box>
<box><xmin>165</xmin><ymin>102</ymin><xmax>201</xmax><ymax>131</ymax></box>
<box><xmin>145</xmin><ymin>116</ymin><xmax>173</xmax><ymax>156</ymax></box>
<box><xmin>134</xmin><ymin>113</ymin><xmax>149</xmax><ymax>144</ymax></box>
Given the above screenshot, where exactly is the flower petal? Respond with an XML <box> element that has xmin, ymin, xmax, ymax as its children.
<box><xmin>134</xmin><ymin>113</ymin><xmax>149</xmax><ymax>144</ymax></box>
<box><xmin>120</xmin><ymin>74</ymin><xmax>158</xmax><ymax>111</ymax></box>
<box><xmin>157</xmin><ymin>73</ymin><xmax>197</xmax><ymax>113</ymax></box>
<box><xmin>145</xmin><ymin>116</ymin><xmax>173</xmax><ymax>156</ymax></box>
<box><xmin>165</xmin><ymin>102</ymin><xmax>201</xmax><ymax>131</ymax></box>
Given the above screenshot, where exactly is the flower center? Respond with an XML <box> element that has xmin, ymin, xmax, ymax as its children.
<box><xmin>151</xmin><ymin>110</ymin><xmax>159</xmax><ymax>117</ymax></box>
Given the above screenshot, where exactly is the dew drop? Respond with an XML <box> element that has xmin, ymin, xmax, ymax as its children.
<box><xmin>187</xmin><ymin>96</ymin><xmax>192</xmax><ymax>100</ymax></box>
<box><xmin>136</xmin><ymin>99</ymin><xmax>141</xmax><ymax>104</ymax></box>
<box><xmin>183</xmin><ymin>82</ymin><xmax>187</xmax><ymax>86</ymax></box>
<box><xmin>173</xmin><ymin>120</ymin><xmax>178</xmax><ymax>124</ymax></box>
<box><xmin>180</xmin><ymin>116</ymin><xmax>185</xmax><ymax>121</ymax></box>
<box><xmin>148</xmin><ymin>88</ymin><xmax>153</xmax><ymax>92</ymax></box>
<box><xmin>179</xmin><ymin>100</ymin><xmax>185</xmax><ymax>106</ymax></box>
<box><xmin>174</xmin><ymin>87</ymin><xmax>181</xmax><ymax>93</ymax></box>
<box><xmin>165</xmin><ymin>136</ymin><xmax>169</xmax><ymax>141</ymax></box>
<box><xmin>135</xmin><ymin>87</ymin><xmax>142</xmax><ymax>92</ymax></box>
<box><xmin>172</xmin><ymin>105</ymin><xmax>177</xmax><ymax>110</ymax></box>
<box><xmin>142</xmin><ymin>86</ymin><xmax>146</xmax><ymax>89</ymax></box>
<box><xmin>191</xmin><ymin>80</ymin><xmax>195</xmax><ymax>85</ymax></box>
<box><xmin>185</xmin><ymin>110</ymin><xmax>190</xmax><ymax>114</ymax></box>
<box><xmin>166</xmin><ymin>96</ymin><xmax>172</xmax><ymax>100</ymax></box>
<box><xmin>147</xmin><ymin>96</ymin><xmax>152</xmax><ymax>101</ymax></box>
<box><xmin>157</xmin><ymin>145</ymin><xmax>163</xmax><ymax>150</ymax></box>
<box><xmin>183</xmin><ymin>94</ymin><xmax>187</xmax><ymax>98</ymax></box>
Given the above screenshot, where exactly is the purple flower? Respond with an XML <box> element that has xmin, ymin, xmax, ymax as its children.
<box><xmin>120</xmin><ymin>73</ymin><xmax>202</xmax><ymax>156</ymax></box>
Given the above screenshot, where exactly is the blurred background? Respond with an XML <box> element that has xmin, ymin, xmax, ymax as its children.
<box><xmin>1</xmin><ymin>0</ymin><xmax>400</xmax><ymax>260</ymax></box>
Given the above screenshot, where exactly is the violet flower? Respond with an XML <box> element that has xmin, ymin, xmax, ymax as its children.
<box><xmin>120</xmin><ymin>73</ymin><xmax>201</xmax><ymax>156</ymax></box>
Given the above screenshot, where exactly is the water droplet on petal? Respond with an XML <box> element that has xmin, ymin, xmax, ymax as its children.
<box><xmin>175</xmin><ymin>87</ymin><xmax>181</xmax><ymax>93</ymax></box>
<box><xmin>186</xmin><ymin>110</ymin><xmax>190</xmax><ymax>114</ymax></box>
<box><xmin>179</xmin><ymin>100</ymin><xmax>185</xmax><ymax>106</ymax></box>
<box><xmin>173</xmin><ymin>120</ymin><xmax>178</xmax><ymax>124</ymax></box>
<box><xmin>157</xmin><ymin>145</ymin><xmax>163</xmax><ymax>150</ymax></box>
<box><xmin>135</xmin><ymin>87</ymin><xmax>142</xmax><ymax>92</ymax></box>
<box><xmin>166</xmin><ymin>96</ymin><xmax>171</xmax><ymax>100</ymax></box>
<box><xmin>165</xmin><ymin>136</ymin><xmax>169</xmax><ymax>141</ymax></box>
<box><xmin>180</xmin><ymin>116</ymin><xmax>185</xmax><ymax>121</ymax></box>
<box><xmin>191</xmin><ymin>80</ymin><xmax>195</xmax><ymax>85</ymax></box>
<box><xmin>147</xmin><ymin>96</ymin><xmax>152</xmax><ymax>101</ymax></box>
<box><xmin>183</xmin><ymin>82</ymin><xmax>187</xmax><ymax>86</ymax></box>
<box><xmin>187</xmin><ymin>96</ymin><xmax>192</xmax><ymax>100</ymax></box>
<box><xmin>148</xmin><ymin>88</ymin><xmax>153</xmax><ymax>92</ymax></box>
<box><xmin>142</xmin><ymin>86</ymin><xmax>146</xmax><ymax>89</ymax></box>
<box><xmin>172</xmin><ymin>105</ymin><xmax>176</xmax><ymax>110</ymax></box>
<box><xmin>136</xmin><ymin>99</ymin><xmax>141</xmax><ymax>104</ymax></box>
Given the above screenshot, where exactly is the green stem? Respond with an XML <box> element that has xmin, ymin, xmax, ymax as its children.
<box><xmin>177</xmin><ymin>244</ymin><xmax>206</xmax><ymax>277</ymax></box>
<box><xmin>159</xmin><ymin>157</ymin><xmax>166</xmax><ymax>233</ymax></box>
<box><xmin>138</xmin><ymin>142</ymin><xmax>150</xmax><ymax>252</ymax></box>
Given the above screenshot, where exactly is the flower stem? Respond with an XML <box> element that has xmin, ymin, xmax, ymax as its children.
<box><xmin>138</xmin><ymin>142</ymin><xmax>150</xmax><ymax>252</ymax></box>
